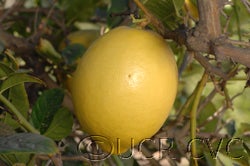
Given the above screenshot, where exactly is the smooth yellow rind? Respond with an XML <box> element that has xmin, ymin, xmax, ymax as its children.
<box><xmin>71</xmin><ymin>26</ymin><xmax>178</xmax><ymax>154</ymax></box>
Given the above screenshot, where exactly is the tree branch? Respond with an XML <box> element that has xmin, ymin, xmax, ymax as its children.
<box><xmin>214</xmin><ymin>43</ymin><xmax>250</xmax><ymax>67</ymax></box>
<box><xmin>0</xmin><ymin>30</ymin><xmax>35</xmax><ymax>54</ymax></box>
<box><xmin>225</xmin><ymin>38</ymin><xmax>250</xmax><ymax>47</ymax></box>
<box><xmin>197</xmin><ymin>0</ymin><xmax>221</xmax><ymax>38</ymax></box>
<box><xmin>183</xmin><ymin>0</ymin><xmax>250</xmax><ymax>69</ymax></box>
<box><xmin>0</xmin><ymin>0</ymin><xmax>25</xmax><ymax>23</ymax></box>
<box><xmin>194</xmin><ymin>52</ymin><xmax>228</xmax><ymax>79</ymax></box>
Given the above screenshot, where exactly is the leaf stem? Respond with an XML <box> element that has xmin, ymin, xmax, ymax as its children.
<box><xmin>190</xmin><ymin>72</ymin><xmax>209</xmax><ymax>166</ymax></box>
<box><xmin>0</xmin><ymin>93</ymin><xmax>40</xmax><ymax>134</ymax></box>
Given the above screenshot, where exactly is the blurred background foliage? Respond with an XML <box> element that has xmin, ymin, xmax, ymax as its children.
<box><xmin>0</xmin><ymin>0</ymin><xmax>250</xmax><ymax>165</ymax></box>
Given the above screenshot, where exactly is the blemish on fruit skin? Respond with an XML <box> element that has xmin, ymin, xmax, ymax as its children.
<box><xmin>127</xmin><ymin>71</ymin><xmax>144</xmax><ymax>88</ymax></box>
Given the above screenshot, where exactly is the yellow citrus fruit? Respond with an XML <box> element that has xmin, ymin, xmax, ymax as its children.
<box><xmin>184</xmin><ymin>0</ymin><xmax>199</xmax><ymax>21</ymax></box>
<box><xmin>59</xmin><ymin>30</ymin><xmax>100</xmax><ymax>51</ymax></box>
<box><xmin>71</xmin><ymin>26</ymin><xmax>178</xmax><ymax>154</ymax></box>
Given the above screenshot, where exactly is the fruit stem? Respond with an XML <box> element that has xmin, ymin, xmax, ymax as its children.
<box><xmin>0</xmin><ymin>93</ymin><xmax>40</xmax><ymax>134</ymax></box>
<box><xmin>190</xmin><ymin>72</ymin><xmax>209</xmax><ymax>166</ymax></box>
<box><xmin>133</xmin><ymin>0</ymin><xmax>166</xmax><ymax>36</ymax></box>
<box><xmin>130</xmin><ymin>14</ymin><xmax>148</xmax><ymax>25</ymax></box>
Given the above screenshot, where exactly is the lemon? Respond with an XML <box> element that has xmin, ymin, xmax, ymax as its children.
<box><xmin>184</xmin><ymin>0</ymin><xmax>199</xmax><ymax>21</ymax></box>
<box><xmin>59</xmin><ymin>30</ymin><xmax>100</xmax><ymax>51</ymax></box>
<box><xmin>71</xmin><ymin>26</ymin><xmax>178</xmax><ymax>154</ymax></box>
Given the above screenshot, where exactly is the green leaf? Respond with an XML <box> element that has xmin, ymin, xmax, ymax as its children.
<box><xmin>0</xmin><ymin>154</ymin><xmax>14</xmax><ymax>166</ymax></box>
<box><xmin>0</xmin><ymin>62</ymin><xmax>14</xmax><ymax>78</ymax></box>
<box><xmin>58</xmin><ymin>0</ymin><xmax>97</xmax><ymax>22</ymax></box>
<box><xmin>225</xmin><ymin>120</ymin><xmax>236</xmax><ymax>137</ymax></box>
<box><xmin>44</xmin><ymin>107</ymin><xmax>73</xmax><ymax>140</ymax></box>
<box><xmin>0</xmin><ymin>153</ymin><xmax>31</xmax><ymax>166</ymax></box>
<box><xmin>4</xmin><ymin>84</ymin><xmax>30</xmax><ymax>129</ymax></box>
<box><xmin>0</xmin><ymin>133</ymin><xmax>58</xmax><ymax>155</ymax></box>
<box><xmin>204</xmin><ymin>152</ymin><xmax>216</xmax><ymax>166</ymax></box>
<box><xmin>61</xmin><ymin>44</ymin><xmax>86</xmax><ymax>65</ymax></box>
<box><xmin>112</xmin><ymin>154</ymin><xmax>135</xmax><ymax>166</ymax></box>
<box><xmin>109</xmin><ymin>0</ymin><xmax>128</xmax><ymax>13</ymax></box>
<box><xmin>216</xmin><ymin>152</ymin><xmax>248</xmax><ymax>166</ymax></box>
<box><xmin>224</xmin><ymin>139</ymin><xmax>249</xmax><ymax>166</ymax></box>
<box><xmin>216</xmin><ymin>153</ymin><xmax>235</xmax><ymax>166</ymax></box>
<box><xmin>31</xmin><ymin>88</ymin><xmax>65</xmax><ymax>134</ymax></box>
<box><xmin>197</xmin><ymin>97</ymin><xmax>218</xmax><ymax>132</ymax></box>
<box><xmin>107</xmin><ymin>0</ymin><xmax>129</xmax><ymax>28</ymax></box>
<box><xmin>235</xmin><ymin>122</ymin><xmax>250</xmax><ymax>137</ymax></box>
<box><xmin>172</xmin><ymin>0</ymin><xmax>186</xmax><ymax>15</ymax></box>
<box><xmin>61</xmin><ymin>137</ymin><xmax>83</xmax><ymax>166</ymax></box>
<box><xmin>144</xmin><ymin>0</ymin><xmax>185</xmax><ymax>30</ymax></box>
<box><xmin>0</xmin><ymin>72</ymin><xmax>44</xmax><ymax>94</ymax></box>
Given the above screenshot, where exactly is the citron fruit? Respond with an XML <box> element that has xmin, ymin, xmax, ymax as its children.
<box><xmin>184</xmin><ymin>0</ymin><xmax>199</xmax><ymax>21</ymax></box>
<box><xmin>59</xmin><ymin>30</ymin><xmax>100</xmax><ymax>51</ymax></box>
<box><xmin>71</xmin><ymin>26</ymin><xmax>178</xmax><ymax>154</ymax></box>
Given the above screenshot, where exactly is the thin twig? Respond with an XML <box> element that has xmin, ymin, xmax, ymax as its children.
<box><xmin>199</xmin><ymin>91</ymin><xmax>244</xmax><ymax>128</ymax></box>
<box><xmin>50</xmin><ymin>153</ymin><xmax>63</xmax><ymax>166</ymax></box>
<box><xmin>222</xmin><ymin>14</ymin><xmax>232</xmax><ymax>34</ymax></box>
<box><xmin>210</xmin><ymin>75</ymin><xmax>224</xmax><ymax>95</ymax></box>
<box><xmin>241</xmin><ymin>0</ymin><xmax>250</xmax><ymax>12</ymax></box>
<box><xmin>197</xmin><ymin>88</ymin><xmax>217</xmax><ymax>114</ymax></box>
<box><xmin>199</xmin><ymin>105</ymin><xmax>227</xmax><ymax>128</ymax></box>
<box><xmin>38</xmin><ymin>154</ymin><xmax>91</xmax><ymax>163</ymax></box>
<box><xmin>46</xmin><ymin>0</ymin><xmax>58</xmax><ymax>20</ymax></box>
<box><xmin>0</xmin><ymin>0</ymin><xmax>24</xmax><ymax>23</ymax></box>
<box><xmin>225</xmin><ymin>39</ymin><xmax>250</xmax><ymax>48</ymax></box>
<box><xmin>34</xmin><ymin>7</ymin><xmax>39</xmax><ymax>34</ymax></box>
<box><xmin>132</xmin><ymin>0</ymin><xmax>166</xmax><ymax>35</ymax></box>
<box><xmin>194</xmin><ymin>52</ymin><xmax>228</xmax><ymax>79</ymax></box>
